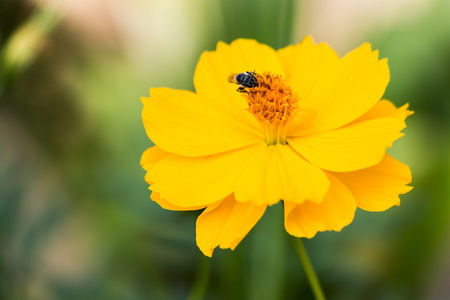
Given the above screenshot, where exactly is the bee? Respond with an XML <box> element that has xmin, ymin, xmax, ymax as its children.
<box><xmin>228</xmin><ymin>71</ymin><xmax>259</xmax><ymax>92</ymax></box>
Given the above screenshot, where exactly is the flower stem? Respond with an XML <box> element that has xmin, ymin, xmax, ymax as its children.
<box><xmin>187</xmin><ymin>255</ymin><xmax>210</xmax><ymax>300</ymax></box>
<box><xmin>291</xmin><ymin>237</ymin><xmax>326</xmax><ymax>300</ymax></box>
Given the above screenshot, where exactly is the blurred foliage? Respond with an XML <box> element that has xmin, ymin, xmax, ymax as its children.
<box><xmin>217</xmin><ymin>0</ymin><xmax>295</xmax><ymax>48</ymax></box>
<box><xmin>1</xmin><ymin>0</ymin><xmax>450</xmax><ymax>299</ymax></box>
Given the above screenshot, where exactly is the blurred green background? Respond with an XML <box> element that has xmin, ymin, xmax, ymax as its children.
<box><xmin>1</xmin><ymin>0</ymin><xmax>449</xmax><ymax>299</ymax></box>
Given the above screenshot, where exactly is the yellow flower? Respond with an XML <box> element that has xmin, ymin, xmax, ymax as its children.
<box><xmin>141</xmin><ymin>36</ymin><xmax>413</xmax><ymax>257</ymax></box>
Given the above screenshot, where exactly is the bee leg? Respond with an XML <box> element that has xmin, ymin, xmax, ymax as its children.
<box><xmin>237</xmin><ymin>87</ymin><xmax>246</xmax><ymax>93</ymax></box>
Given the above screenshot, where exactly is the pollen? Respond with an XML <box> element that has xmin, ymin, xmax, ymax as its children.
<box><xmin>243</xmin><ymin>72</ymin><xmax>299</xmax><ymax>125</ymax></box>
<box><xmin>237</xmin><ymin>72</ymin><xmax>300</xmax><ymax>145</ymax></box>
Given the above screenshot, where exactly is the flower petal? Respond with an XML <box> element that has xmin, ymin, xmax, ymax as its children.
<box><xmin>196</xmin><ymin>194</ymin><xmax>267</xmax><ymax>257</ymax></box>
<box><xmin>149</xmin><ymin>191</ymin><xmax>208</xmax><ymax>211</ymax></box>
<box><xmin>284</xmin><ymin>174</ymin><xmax>356</xmax><ymax>238</ymax></box>
<box><xmin>148</xmin><ymin>143</ymin><xmax>266</xmax><ymax>208</ymax></box>
<box><xmin>142</xmin><ymin>88</ymin><xmax>263</xmax><ymax>157</ymax></box>
<box><xmin>141</xmin><ymin>147</ymin><xmax>208</xmax><ymax>211</ymax></box>
<box><xmin>194</xmin><ymin>39</ymin><xmax>285</xmax><ymax>111</ymax></box>
<box><xmin>278</xmin><ymin>36</ymin><xmax>390</xmax><ymax>134</ymax></box>
<box><xmin>332</xmin><ymin>154</ymin><xmax>412</xmax><ymax>212</ymax></box>
<box><xmin>234</xmin><ymin>144</ymin><xmax>330</xmax><ymax>205</ymax></box>
<box><xmin>192</xmin><ymin>39</ymin><xmax>285</xmax><ymax>144</ymax></box>
<box><xmin>277</xmin><ymin>36</ymin><xmax>340</xmax><ymax>100</ymax></box>
<box><xmin>288</xmin><ymin>117</ymin><xmax>405</xmax><ymax>172</ymax></box>
<box><xmin>351</xmin><ymin>99</ymin><xmax>413</xmax><ymax>123</ymax></box>
<box><xmin>141</xmin><ymin>146</ymin><xmax>170</xmax><ymax>173</ymax></box>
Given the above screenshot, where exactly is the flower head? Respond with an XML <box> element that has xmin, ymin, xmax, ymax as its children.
<box><xmin>141</xmin><ymin>36</ymin><xmax>413</xmax><ymax>257</ymax></box>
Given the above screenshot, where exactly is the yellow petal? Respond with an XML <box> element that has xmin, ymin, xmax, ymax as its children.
<box><xmin>140</xmin><ymin>147</ymin><xmax>207</xmax><ymax>211</ymax></box>
<box><xmin>142</xmin><ymin>88</ymin><xmax>263</xmax><ymax>157</ymax></box>
<box><xmin>194</xmin><ymin>39</ymin><xmax>285</xmax><ymax>112</ymax></box>
<box><xmin>284</xmin><ymin>174</ymin><xmax>356</xmax><ymax>238</ymax></box>
<box><xmin>351</xmin><ymin>99</ymin><xmax>414</xmax><ymax>123</ymax></box>
<box><xmin>288</xmin><ymin>117</ymin><xmax>405</xmax><ymax>172</ymax></box>
<box><xmin>141</xmin><ymin>146</ymin><xmax>170</xmax><ymax>172</ymax></box>
<box><xmin>192</xmin><ymin>39</ymin><xmax>284</xmax><ymax>142</ymax></box>
<box><xmin>196</xmin><ymin>194</ymin><xmax>267</xmax><ymax>257</ymax></box>
<box><xmin>332</xmin><ymin>154</ymin><xmax>412</xmax><ymax>212</ymax></box>
<box><xmin>148</xmin><ymin>143</ymin><xmax>266</xmax><ymax>208</ymax></box>
<box><xmin>277</xmin><ymin>36</ymin><xmax>339</xmax><ymax>99</ymax></box>
<box><xmin>141</xmin><ymin>146</ymin><xmax>171</xmax><ymax>185</ymax></box>
<box><xmin>276</xmin><ymin>40</ymin><xmax>296</xmax><ymax>78</ymax></box>
<box><xmin>278</xmin><ymin>37</ymin><xmax>389</xmax><ymax>134</ymax></box>
<box><xmin>234</xmin><ymin>144</ymin><xmax>330</xmax><ymax>205</ymax></box>
<box><xmin>150</xmin><ymin>191</ymin><xmax>208</xmax><ymax>211</ymax></box>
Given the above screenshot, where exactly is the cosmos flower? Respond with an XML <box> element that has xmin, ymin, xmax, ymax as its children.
<box><xmin>141</xmin><ymin>36</ymin><xmax>412</xmax><ymax>257</ymax></box>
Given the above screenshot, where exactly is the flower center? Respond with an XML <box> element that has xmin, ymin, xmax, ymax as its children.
<box><xmin>238</xmin><ymin>72</ymin><xmax>299</xmax><ymax>145</ymax></box>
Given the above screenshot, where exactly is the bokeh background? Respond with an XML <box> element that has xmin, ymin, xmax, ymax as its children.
<box><xmin>1</xmin><ymin>0</ymin><xmax>449</xmax><ymax>299</ymax></box>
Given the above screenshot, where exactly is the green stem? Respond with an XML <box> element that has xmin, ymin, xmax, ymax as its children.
<box><xmin>292</xmin><ymin>237</ymin><xmax>326</xmax><ymax>300</ymax></box>
<box><xmin>187</xmin><ymin>255</ymin><xmax>210</xmax><ymax>300</ymax></box>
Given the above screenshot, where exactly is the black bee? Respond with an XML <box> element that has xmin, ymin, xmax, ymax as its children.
<box><xmin>228</xmin><ymin>71</ymin><xmax>259</xmax><ymax>92</ymax></box>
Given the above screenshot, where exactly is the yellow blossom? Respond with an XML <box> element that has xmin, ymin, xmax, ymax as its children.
<box><xmin>141</xmin><ymin>36</ymin><xmax>413</xmax><ymax>257</ymax></box>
